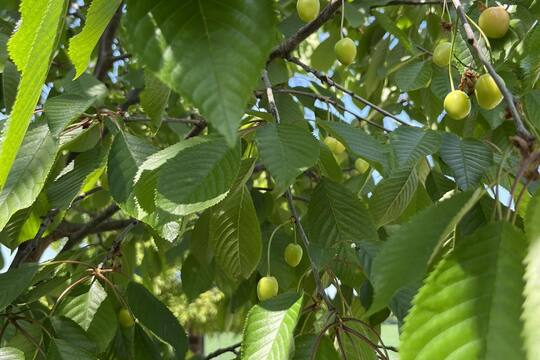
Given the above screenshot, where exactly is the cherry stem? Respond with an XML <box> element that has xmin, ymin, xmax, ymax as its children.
<box><xmin>266</xmin><ymin>221</ymin><xmax>290</xmax><ymax>276</ymax></box>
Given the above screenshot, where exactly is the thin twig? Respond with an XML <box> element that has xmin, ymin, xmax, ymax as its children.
<box><xmin>204</xmin><ymin>342</ymin><xmax>241</xmax><ymax>360</ymax></box>
<box><xmin>269</xmin><ymin>0</ymin><xmax>342</xmax><ymax>61</ymax></box>
<box><xmin>286</xmin><ymin>56</ymin><xmax>409</xmax><ymax>126</ymax></box>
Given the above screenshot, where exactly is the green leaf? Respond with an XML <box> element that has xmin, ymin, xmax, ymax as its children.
<box><xmin>44</xmin><ymin>94</ymin><xmax>95</xmax><ymax>137</ymax></box>
<box><xmin>400</xmin><ymin>223</ymin><xmax>526</xmax><ymax>360</ymax></box>
<box><xmin>108</xmin><ymin>131</ymin><xmax>156</xmax><ymax>203</ymax></box>
<box><xmin>318</xmin><ymin>142</ymin><xmax>343</xmax><ymax>183</ymax></box>
<box><xmin>86</xmin><ymin>296</ymin><xmax>117</xmax><ymax>352</ymax></box>
<box><xmin>127</xmin><ymin>282</ymin><xmax>188</xmax><ymax>359</ymax></box>
<box><xmin>0</xmin><ymin>348</ymin><xmax>24</xmax><ymax>360</ymax></box>
<box><xmin>47</xmin><ymin>141</ymin><xmax>109</xmax><ymax>210</ymax></box>
<box><xmin>523</xmin><ymin>190</ymin><xmax>540</xmax><ymax>359</ymax></box>
<box><xmin>60</xmin><ymin>281</ymin><xmax>107</xmax><ymax>331</ymax></box>
<box><xmin>369</xmin><ymin>167</ymin><xmax>419</xmax><ymax>227</ymax></box>
<box><xmin>134</xmin><ymin>324</ymin><xmax>162</xmax><ymax>360</ymax></box>
<box><xmin>210</xmin><ymin>185</ymin><xmax>262</xmax><ymax>280</ymax></box>
<box><xmin>140</xmin><ymin>70</ymin><xmax>171</xmax><ymax>130</ymax></box>
<box><xmin>523</xmin><ymin>90</ymin><xmax>540</xmax><ymax>132</ymax></box>
<box><xmin>0</xmin><ymin>0</ymin><xmax>66</xmax><ymax>188</ymax></box>
<box><xmin>372</xmin><ymin>11</ymin><xmax>416</xmax><ymax>55</ymax></box>
<box><xmin>318</xmin><ymin>120</ymin><xmax>389</xmax><ymax>171</ymax></box>
<box><xmin>156</xmin><ymin>136</ymin><xmax>241</xmax><ymax>215</ymax></box>
<box><xmin>390</xmin><ymin>127</ymin><xmax>441</xmax><ymax>167</ymax></box>
<box><xmin>68</xmin><ymin>0</ymin><xmax>122</xmax><ymax>78</ymax></box>
<box><xmin>241</xmin><ymin>292</ymin><xmax>303</xmax><ymax>360</ymax></box>
<box><xmin>0</xmin><ymin>265</ymin><xmax>38</xmax><ymax>311</ymax></box>
<box><xmin>308</xmin><ymin>178</ymin><xmax>378</xmax><ymax>248</ymax></box>
<box><xmin>181</xmin><ymin>254</ymin><xmax>214</xmax><ymax>301</ymax></box>
<box><xmin>292</xmin><ymin>334</ymin><xmax>339</xmax><ymax>360</ymax></box>
<box><xmin>2</xmin><ymin>61</ymin><xmax>19</xmax><ymax>113</ymax></box>
<box><xmin>394</xmin><ymin>61</ymin><xmax>433</xmax><ymax>92</ymax></box>
<box><xmin>0</xmin><ymin>123</ymin><xmax>58</xmax><ymax>232</ymax></box>
<box><xmin>48</xmin><ymin>317</ymin><xmax>97</xmax><ymax>360</ymax></box>
<box><xmin>124</xmin><ymin>0</ymin><xmax>277</xmax><ymax>144</ymax></box>
<box><xmin>368</xmin><ymin>189</ymin><xmax>484</xmax><ymax>315</ymax></box>
<box><xmin>255</xmin><ymin>123</ymin><xmax>319</xmax><ymax>187</ymax></box>
<box><xmin>440</xmin><ymin>133</ymin><xmax>493</xmax><ymax>190</ymax></box>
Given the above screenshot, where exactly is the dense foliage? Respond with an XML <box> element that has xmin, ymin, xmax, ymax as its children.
<box><xmin>0</xmin><ymin>0</ymin><xmax>539</xmax><ymax>359</ymax></box>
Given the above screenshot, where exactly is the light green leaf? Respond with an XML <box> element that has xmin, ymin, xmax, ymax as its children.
<box><xmin>47</xmin><ymin>141</ymin><xmax>109</xmax><ymax>210</ymax></box>
<box><xmin>0</xmin><ymin>123</ymin><xmax>58</xmax><ymax>232</ymax></box>
<box><xmin>394</xmin><ymin>60</ymin><xmax>433</xmax><ymax>92</ymax></box>
<box><xmin>60</xmin><ymin>281</ymin><xmax>107</xmax><ymax>331</ymax></box>
<box><xmin>124</xmin><ymin>0</ymin><xmax>277</xmax><ymax>144</ymax></box>
<box><xmin>68</xmin><ymin>0</ymin><xmax>122</xmax><ymax>78</ymax></box>
<box><xmin>44</xmin><ymin>94</ymin><xmax>95</xmax><ymax>137</ymax></box>
<box><xmin>255</xmin><ymin>123</ymin><xmax>319</xmax><ymax>187</ymax></box>
<box><xmin>241</xmin><ymin>292</ymin><xmax>303</xmax><ymax>360</ymax></box>
<box><xmin>140</xmin><ymin>70</ymin><xmax>171</xmax><ymax>130</ymax></box>
<box><xmin>440</xmin><ymin>133</ymin><xmax>493</xmax><ymax>190</ymax></box>
<box><xmin>318</xmin><ymin>142</ymin><xmax>343</xmax><ymax>183</ymax></box>
<box><xmin>307</xmin><ymin>178</ymin><xmax>378</xmax><ymax>253</ymax></box>
<box><xmin>523</xmin><ymin>190</ymin><xmax>540</xmax><ymax>359</ymax></box>
<box><xmin>0</xmin><ymin>264</ymin><xmax>38</xmax><ymax>312</ymax></box>
<box><xmin>372</xmin><ymin>11</ymin><xmax>416</xmax><ymax>55</ymax></box>
<box><xmin>0</xmin><ymin>0</ymin><xmax>66</xmax><ymax>189</ymax></box>
<box><xmin>0</xmin><ymin>348</ymin><xmax>24</xmax><ymax>360</ymax></box>
<box><xmin>127</xmin><ymin>282</ymin><xmax>188</xmax><ymax>359</ymax></box>
<box><xmin>369</xmin><ymin>167</ymin><xmax>419</xmax><ymax>227</ymax></box>
<box><xmin>318</xmin><ymin>120</ymin><xmax>389</xmax><ymax>171</ymax></box>
<box><xmin>390</xmin><ymin>127</ymin><xmax>441</xmax><ymax>166</ymax></box>
<box><xmin>108</xmin><ymin>131</ymin><xmax>156</xmax><ymax>203</ymax></box>
<box><xmin>87</xmin><ymin>296</ymin><xmax>118</xmax><ymax>352</ymax></box>
<box><xmin>368</xmin><ymin>189</ymin><xmax>484</xmax><ymax>315</ymax></box>
<box><xmin>156</xmin><ymin>136</ymin><xmax>241</xmax><ymax>215</ymax></box>
<box><xmin>523</xmin><ymin>90</ymin><xmax>540</xmax><ymax>132</ymax></box>
<box><xmin>210</xmin><ymin>185</ymin><xmax>261</xmax><ymax>280</ymax></box>
<box><xmin>400</xmin><ymin>223</ymin><xmax>526</xmax><ymax>360</ymax></box>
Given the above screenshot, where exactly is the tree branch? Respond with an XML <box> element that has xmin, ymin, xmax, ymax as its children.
<box><xmin>451</xmin><ymin>0</ymin><xmax>534</xmax><ymax>142</ymax></box>
<box><xmin>371</xmin><ymin>0</ymin><xmax>443</xmax><ymax>8</ymax></box>
<box><xmin>204</xmin><ymin>342</ymin><xmax>241</xmax><ymax>360</ymax></box>
<box><xmin>268</xmin><ymin>0</ymin><xmax>341</xmax><ymax>62</ymax></box>
<box><xmin>286</xmin><ymin>56</ymin><xmax>409</xmax><ymax>126</ymax></box>
<box><xmin>262</xmin><ymin>69</ymin><xmax>334</xmax><ymax>310</ymax></box>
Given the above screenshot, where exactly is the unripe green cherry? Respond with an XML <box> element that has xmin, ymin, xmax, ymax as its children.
<box><xmin>118</xmin><ymin>308</ymin><xmax>135</xmax><ymax>328</ymax></box>
<box><xmin>444</xmin><ymin>90</ymin><xmax>471</xmax><ymax>120</ymax></box>
<box><xmin>479</xmin><ymin>6</ymin><xmax>510</xmax><ymax>39</ymax></box>
<box><xmin>475</xmin><ymin>74</ymin><xmax>503</xmax><ymax>110</ymax></box>
<box><xmin>257</xmin><ymin>276</ymin><xmax>279</xmax><ymax>301</ymax></box>
<box><xmin>432</xmin><ymin>42</ymin><xmax>452</xmax><ymax>67</ymax></box>
<box><xmin>284</xmin><ymin>243</ymin><xmax>303</xmax><ymax>267</ymax></box>
<box><xmin>324</xmin><ymin>136</ymin><xmax>346</xmax><ymax>155</ymax></box>
<box><xmin>335</xmin><ymin>37</ymin><xmax>357</xmax><ymax>66</ymax></box>
<box><xmin>355</xmin><ymin>158</ymin><xmax>369</xmax><ymax>174</ymax></box>
<box><xmin>296</xmin><ymin>0</ymin><xmax>320</xmax><ymax>23</ymax></box>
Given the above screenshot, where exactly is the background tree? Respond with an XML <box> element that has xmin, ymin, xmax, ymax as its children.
<box><xmin>0</xmin><ymin>0</ymin><xmax>539</xmax><ymax>359</ymax></box>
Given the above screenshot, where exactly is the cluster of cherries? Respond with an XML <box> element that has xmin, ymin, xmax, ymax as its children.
<box><xmin>433</xmin><ymin>6</ymin><xmax>510</xmax><ymax>120</ymax></box>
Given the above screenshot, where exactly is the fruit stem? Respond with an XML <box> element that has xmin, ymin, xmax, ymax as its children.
<box><xmin>464</xmin><ymin>13</ymin><xmax>492</xmax><ymax>55</ymax></box>
<box><xmin>448</xmin><ymin>16</ymin><xmax>459</xmax><ymax>90</ymax></box>
<box><xmin>266</xmin><ymin>221</ymin><xmax>290</xmax><ymax>276</ymax></box>
<box><xmin>340</xmin><ymin>0</ymin><xmax>345</xmax><ymax>39</ymax></box>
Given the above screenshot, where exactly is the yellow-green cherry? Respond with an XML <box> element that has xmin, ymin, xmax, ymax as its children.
<box><xmin>335</xmin><ymin>37</ymin><xmax>357</xmax><ymax>66</ymax></box>
<box><xmin>444</xmin><ymin>90</ymin><xmax>471</xmax><ymax>120</ymax></box>
<box><xmin>118</xmin><ymin>308</ymin><xmax>135</xmax><ymax>328</ymax></box>
<box><xmin>475</xmin><ymin>74</ymin><xmax>503</xmax><ymax>110</ymax></box>
<box><xmin>479</xmin><ymin>6</ymin><xmax>510</xmax><ymax>39</ymax></box>
<box><xmin>355</xmin><ymin>158</ymin><xmax>369</xmax><ymax>174</ymax></box>
<box><xmin>324</xmin><ymin>136</ymin><xmax>346</xmax><ymax>155</ymax></box>
<box><xmin>257</xmin><ymin>276</ymin><xmax>279</xmax><ymax>301</ymax></box>
<box><xmin>432</xmin><ymin>42</ymin><xmax>452</xmax><ymax>67</ymax></box>
<box><xmin>284</xmin><ymin>243</ymin><xmax>303</xmax><ymax>267</ymax></box>
<box><xmin>296</xmin><ymin>0</ymin><xmax>320</xmax><ymax>23</ymax></box>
